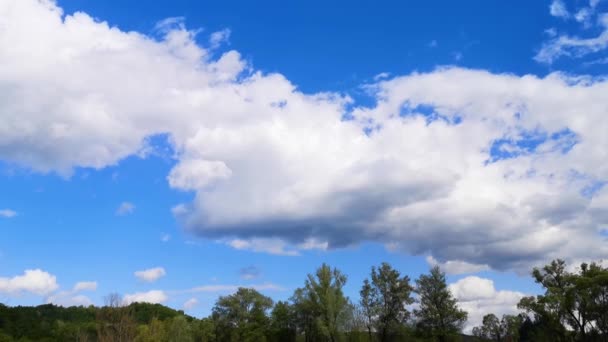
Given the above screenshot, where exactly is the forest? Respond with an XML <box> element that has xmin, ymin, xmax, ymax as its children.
<box><xmin>0</xmin><ymin>259</ymin><xmax>607</xmax><ymax>342</ymax></box>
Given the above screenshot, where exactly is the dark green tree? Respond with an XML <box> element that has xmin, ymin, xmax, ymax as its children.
<box><xmin>269</xmin><ymin>300</ymin><xmax>296</xmax><ymax>342</ymax></box>
<box><xmin>472</xmin><ymin>313</ymin><xmax>522</xmax><ymax>341</ymax></box>
<box><xmin>414</xmin><ymin>266</ymin><xmax>467</xmax><ymax>342</ymax></box>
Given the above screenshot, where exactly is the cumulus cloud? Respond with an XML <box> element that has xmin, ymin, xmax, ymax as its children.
<box><xmin>47</xmin><ymin>293</ymin><xmax>93</xmax><ymax>307</ymax></box>
<box><xmin>0</xmin><ymin>269</ymin><xmax>59</xmax><ymax>296</ymax></box>
<box><xmin>123</xmin><ymin>290</ymin><xmax>168</xmax><ymax>304</ymax></box>
<box><xmin>1</xmin><ymin>0</ymin><xmax>608</xmax><ymax>273</ymax></box>
<box><xmin>449</xmin><ymin>276</ymin><xmax>526</xmax><ymax>332</ymax></box>
<box><xmin>134</xmin><ymin>267</ymin><xmax>166</xmax><ymax>282</ymax></box>
<box><xmin>116</xmin><ymin>202</ymin><xmax>135</xmax><ymax>216</ymax></box>
<box><xmin>0</xmin><ymin>209</ymin><xmax>17</xmax><ymax>218</ymax></box>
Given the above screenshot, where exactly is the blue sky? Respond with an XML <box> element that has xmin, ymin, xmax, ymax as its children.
<box><xmin>1</xmin><ymin>0</ymin><xmax>608</xmax><ymax>331</ymax></box>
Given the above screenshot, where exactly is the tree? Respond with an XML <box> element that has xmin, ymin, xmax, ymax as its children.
<box><xmin>359</xmin><ymin>262</ymin><xmax>414</xmax><ymax>341</ymax></box>
<box><xmin>270</xmin><ymin>301</ymin><xmax>296</xmax><ymax>342</ymax></box>
<box><xmin>212</xmin><ymin>287</ymin><xmax>273</xmax><ymax>342</ymax></box>
<box><xmin>414</xmin><ymin>266</ymin><xmax>467</xmax><ymax>342</ymax></box>
<box><xmin>360</xmin><ymin>279</ymin><xmax>375</xmax><ymax>341</ymax></box>
<box><xmin>292</xmin><ymin>263</ymin><xmax>349</xmax><ymax>342</ymax></box>
<box><xmin>518</xmin><ymin>259</ymin><xmax>608</xmax><ymax>341</ymax></box>
<box><xmin>472</xmin><ymin>313</ymin><xmax>503</xmax><ymax>341</ymax></box>
<box><xmin>192</xmin><ymin>317</ymin><xmax>216</xmax><ymax>342</ymax></box>
<box><xmin>97</xmin><ymin>293</ymin><xmax>136</xmax><ymax>342</ymax></box>
<box><xmin>472</xmin><ymin>314</ymin><xmax>522</xmax><ymax>341</ymax></box>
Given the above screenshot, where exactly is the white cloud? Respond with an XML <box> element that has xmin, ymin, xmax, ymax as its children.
<box><xmin>0</xmin><ymin>269</ymin><xmax>59</xmax><ymax>296</ymax></box>
<box><xmin>116</xmin><ymin>202</ymin><xmax>135</xmax><ymax>216</ymax></box>
<box><xmin>183</xmin><ymin>297</ymin><xmax>198</xmax><ymax>310</ymax></box>
<box><xmin>0</xmin><ymin>209</ymin><xmax>17</xmax><ymax>218</ymax></box>
<box><xmin>134</xmin><ymin>267</ymin><xmax>166</xmax><ymax>282</ymax></box>
<box><xmin>449</xmin><ymin>276</ymin><xmax>526</xmax><ymax>333</ymax></box>
<box><xmin>2</xmin><ymin>0</ymin><xmax>608</xmax><ymax>273</ymax></box>
<box><xmin>227</xmin><ymin>238</ymin><xmax>300</xmax><ymax>256</ymax></box>
<box><xmin>426</xmin><ymin>256</ymin><xmax>490</xmax><ymax>275</ymax></box>
<box><xmin>73</xmin><ymin>281</ymin><xmax>97</xmax><ymax>292</ymax></box>
<box><xmin>537</xmin><ymin>4</ymin><xmax>608</xmax><ymax>63</ymax></box>
<box><xmin>161</xmin><ymin>233</ymin><xmax>171</xmax><ymax>242</ymax></box>
<box><xmin>550</xmin><ymin>0</ymin><xmax>570</xmax><ymax>18</ymax></box>
<box><xmin>123</xmin><ymin>290</ymin><xmax>168</xmax><ymax>304</ymax></box>
<box><xmin>209</xmin><ymin>28</ymin><xmax>231</xmax><ymax>49</ymax></box>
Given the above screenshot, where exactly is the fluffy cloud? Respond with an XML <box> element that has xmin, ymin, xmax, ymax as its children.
<box><xmin>449</xmin><ymin>276</ymin><xmax>526</xmax><ymax>333</ymax></box>
<box><xmin>134</xmin><ymin>267</ymin><xmax>166</xmax><ymax>282</ymax></box>
<box><xmin>1</xmin><ymin>0</ymin><xmax>608</xmax><ymax>273</ymax></box>
<box><xmin>123</xmin><ymin>290</ymin><xmax>168</xmax><ymax>304</ymax></box>
<box><xmin>0</xmin><ymin>209</ymin><xmax>17</xmax><ymax>218</ymax></box>
<box><xmin>0</xmin><ymin>269</ymin><xmax>59</xmax><ymax>296</ymax></box>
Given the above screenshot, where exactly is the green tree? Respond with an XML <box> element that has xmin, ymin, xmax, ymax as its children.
<box><xmin>269</xmin><ymin>301</ymin><xmax>296</xmax><ymax>342</ymax></box>
<box><xmin>167</xmin><ymin>315</ymin><xmax>193</xmax><ymax>342</ymax></box>
<box><xmin>292</xmin><ymin>263</ymin><xmax>349</xmax><ymax>342</ymax></box>
<box><xmin>518</xmin><ymin>259</ymin><xmax>608</xmax><ymax>341</ymax></box>
<box><xmin>414</xmin><ymin>266</ymin><xmax>467</xmax><ymax>342</ymax></box>
<box><xmin>192</xmin><ymin>317</ymin><xmax>216</xmax><ymax>342</ymax></box>
<box><xmin>212</xmin><ymin>287</ymin><xmax>273</xmax><ymax>342</ymax></box>
<box><xmin>360</xmin><ymin>262</ymin><xmax>414</xmax><ymax>342</ymax></box>
<box><xmin>472</xmin><ymin>313</ymin><xmax>522</xmax><ymax>341</ymax></box>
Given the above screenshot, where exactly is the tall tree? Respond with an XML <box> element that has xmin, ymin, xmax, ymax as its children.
<box><xmin>414</xmin><ymin>266</ymin><xmax>467</xmax><ymax>342</ymax></box>
<box><xmin>360</xmin><ymin>262</ymin><xmax>414</xmax><ymax>341</ymax></box>
<box><xmin>212</xmin><ymin>287</ymin><xmax>273</xmax><ymax>342</ymax></box>
<box><xmin>292</xmin><ymin>263</ymin><xmax>349</xmax><ymax>342</ymax></box>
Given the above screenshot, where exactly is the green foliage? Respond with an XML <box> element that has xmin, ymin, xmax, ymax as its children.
<box><xmin>518</xmin><ymin>259</ymin><xmax>608</xmax><ymax>341</ymax></box>
<box><xmin>472</xmin><ymin>314</ymin><xmax>522</xmax><ymax>341</ymax></box>
<box><xmin>414</xmin><ymin>266</ymin><xmax>467</xmax><ymax>342</ymax></box>
<box><xmin>293</xmin><ymin>263</ymin><xmax>350</xmax><ymax>342</ymax></box>
<box><xmin>360</xmin><ymin>262</ymin><xmax>415</xmax><ymax>342</ymax></box>
<box><xmin>212</xmin><ymin>287</ymin><xmax>273</xmax><ymax>342</ymax></box>
<box><xmin>1</xmin><ymin>260</ymin><xmax>606</xmax><ymax>342</ymax></box>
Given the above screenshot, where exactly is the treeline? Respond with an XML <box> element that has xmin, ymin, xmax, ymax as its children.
<box><xmin>0</xmin><ymin>260</ymin><xmax>607</xmax><ymax>341</ymax></box>
<box><xmin>472</xmin><ymin>260</ymin><xmax>608</xmax><ymax>342</ymax></box>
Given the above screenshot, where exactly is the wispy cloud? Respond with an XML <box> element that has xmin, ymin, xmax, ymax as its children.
<box><xmin>115</xmin><ymin>202</ymin><xmax>135</xmax><ymax>216</ymax></box>
<box><xmin>0</xmin><ymin>209</ymin><xmax>17</xmax><ymax>218</ymax></box>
